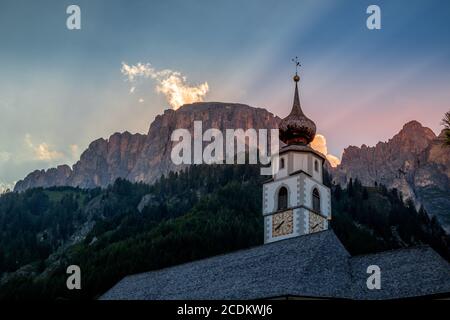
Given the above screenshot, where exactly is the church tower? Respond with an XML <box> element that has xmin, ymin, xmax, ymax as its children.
<box><xmin>263</xmin><ymin>67</ymin><xmax>331</xmax><ymax>244</ymax></box>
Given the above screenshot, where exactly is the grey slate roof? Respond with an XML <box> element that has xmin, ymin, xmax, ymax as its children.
<box><xmin>350</xmin><ymin>246</ymin><xmax>450</xmax><ymax>300</ymax></box>
<box><xmin>100</xmin><ymin>230</ymin><xmax>450</xmax><ymax>300</ymax></box>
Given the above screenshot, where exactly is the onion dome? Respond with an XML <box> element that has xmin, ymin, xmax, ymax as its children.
<box><xmin>279</xmin><ymin>74</ymin><xmax>316</xmax><ymax>145</ymax></box>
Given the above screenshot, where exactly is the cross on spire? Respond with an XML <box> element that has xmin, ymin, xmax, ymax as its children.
<box><xmin>291</xmin><ymin>56</ymin><xmax>301</xmax><ymax>75</ymax></box>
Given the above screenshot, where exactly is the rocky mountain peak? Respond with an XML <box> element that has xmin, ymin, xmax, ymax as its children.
<box><xmin>402</xmin><ymin>120</ymin><xmax>425</xmax><ymax>130</ymax></box>
<box><xmin>391</xmin><ymin>120</ymin><xmax>436</xmax><ymax>153</ymax></box>
<box><xmin>340</xmin><ymin>121</ymin><xmax>436</xmax><ymax>166</ymax></box>
<box><xmin>15</xmin><ymin>102</ymin><xmax>279</xmax><ymax>191</ymax></box>
<box><xmin>398</xmin><ymin>120</ymin><xmax>436</xmax><ymax>142</ymax></box>
<box><xmin>333</xmin><ymin>121</ymin><xmax>449</xmax><ymax>232</ymax></box>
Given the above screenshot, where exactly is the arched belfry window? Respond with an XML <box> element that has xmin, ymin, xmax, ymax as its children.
<box><xmin>312</xmin><ymin>188</ymin><xmax>320</xmax><ymax>213</ymax></box>
<box><xmin>280</xmin><ymin>158</ymin><xmax>285</xmax><ymax>169</ymax></box>
<box><xmin>278</xmin><ymin>187</ymin><xmax>288</xmax><ymax>210</ymax></box>
<box><xmin>314</xmin><ymin>160</ymin><xmax>319</xmax><ymax>172</ymax></box>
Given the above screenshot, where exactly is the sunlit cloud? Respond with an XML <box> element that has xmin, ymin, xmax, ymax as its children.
<box><xmin>0</xmin><ymin>151</ymin><xmax>11</xmax><ymax>162</ymax></box>
<box><xmin>0</xmin><ymin>181</ymin><xmax>15</xmax><ymax>194</ymax></box>
<box><xmin>25</xmin><ymin>134</ymin><xmax>64</xmax><ymax>161</ymax></box>
<box><xmin>33</xmin><ymin>144</ymin><xmax>64</xmax><ymax>161</ymax></box>
<box><xmin>70</xmin><ymin>144</ymin><xmax>80</xmax><ymax>160</ymax></box>
<box><xmin>121</xmin><ymin>62</ymin><xmax>209</xmax><ymax>109</ymax></box>
<box><xmin>325</xmin><ymin>154</ymin><xmax>341</xmax><ymax>168</ymax></box>
<box><xmin>311</xmin><ymin>134</ymin><xmax>341</xmax><ymax>167</ymax></box>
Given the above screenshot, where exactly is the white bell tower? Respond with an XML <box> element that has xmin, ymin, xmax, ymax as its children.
<box><xmin>262</xmin><ymin>67</ymin><xmax>331</xmax><ymax>244</ymax></box>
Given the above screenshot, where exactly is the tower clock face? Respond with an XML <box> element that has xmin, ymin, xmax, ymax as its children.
<box><xmin>272</xmin><ymin>210</ymin><xmax>293</xmax><ymax>237</ymax></box>
<box><xmin>309</xmin><ymin>212</ymin><xmax>325</xmax><ymax>233</ymax></box>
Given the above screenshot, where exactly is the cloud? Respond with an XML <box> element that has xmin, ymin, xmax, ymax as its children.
<box><xmin>310</xmin><ymin>134</ymin><xmax>341</xmax><ymax>167</ymax></box>
<box><xmin>156</xmin><ymin>74</ymin><xmax>209</xmax><ymax>110</ymax></box>
<box><xmin>121</xmin><ymin>62</ymin><xmax>209</xmax><ymax>109</ymax></box>
<box><xmin>325</xmin><ymin>154</ymin><xmax>341</xmax><ymax>168</ymax></box>
<box><xmin>121</xmin><ymin>62</ymin><xmax>156</xmax><ymax>81</ymax></box>
<box><xmin>0</xmin><ymin>151</ymin><xmax>11</xmax><ymax>162</ymax></box>
<box><xmin>34</xmin><ymin>144</ymin><xmax>64</xmax><ymax>161</ymax></box>
<box><xmin>0</xmin><ymin>180</ymin><xmax>15</xmax><ymax>194</ymax></box>
<box><xmin>25</xmin><ymin>134</ymin><xmax>64</xmax><ymax>161</ymax></box>
<box><xmin>70</xmin><ymin>144</ymin><xmax>80</xmax><ymax>160</ymax></box>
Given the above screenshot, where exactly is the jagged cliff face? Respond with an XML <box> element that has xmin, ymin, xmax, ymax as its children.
<box><xmin>127</xmin><ymin>102</ymin><xmax>280</xmax><ymax>183</ymax></box>
<box><xmin>68</xmin><ymin>132</ymin><xmax>148</xmax><ymax>189</ymax></box>
<box><xmin>14</xmin><ymin>102</ymin><xmax>280</xmax><ymax>191</ymax></box>
<box><xmin>333</xmin><ymin>121</ymin><xmax>450</xmax><ymax>232</ymax></box>
<box><xmin>333</xmin><ymin>121</ymin><xmax>436</xmax><ymax>199</ymax></box>
<box><xmin>13</xmin><ymin>106</ymin><xmax>450</xmax><ymax>231</ymax></box>
<box><xmin>14</xmin><ymin>165</ymin><xmax>72</xmax><ymax>191</ymax></box>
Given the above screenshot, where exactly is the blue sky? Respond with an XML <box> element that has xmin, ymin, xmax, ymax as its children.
<box><xmin>1</xmin><ymin>0</ymin><xmax>450</xmax><ymax>189</ymax></box>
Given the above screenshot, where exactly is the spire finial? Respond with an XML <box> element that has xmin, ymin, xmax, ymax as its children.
<box><xmin>279</xmin><ymin>60</ymin><xmax>316</xmax><ymax>145</ymax></box>
<box><xmin>291</xmin><ymin>56</ymin><xmax>301</xmax><ymax>82</ymax></box>
<box><xmin>290</xmin><ymin>57</ymin><xmax>303</xmax><ymax>116</ymax></box>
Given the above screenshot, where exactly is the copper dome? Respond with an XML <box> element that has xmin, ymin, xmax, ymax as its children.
<box><xmin>279</xmin><ymin>75</ymin><xmax>316</xmax><ymax>145</ymax></box>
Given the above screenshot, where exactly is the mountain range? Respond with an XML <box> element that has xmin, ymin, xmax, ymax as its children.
<box><xmin>14</xmin><ymin>102</ymin><xmax>450</xmax><ymax>231</ymax></box>
<box><xmin>14</xmin><ymin>103</ymin><xmax>279</xmax><ymax>191</ymax></box>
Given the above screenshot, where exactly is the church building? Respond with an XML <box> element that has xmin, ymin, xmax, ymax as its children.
<box><xmin>263</xmin><ymin>71</ymin><xmax>330</xmax><ymax>244</ymax></box>
<box><xmin>101</xmin><ymin>71</ymin><xmax>450</xmax><ymax>300</ymax></box>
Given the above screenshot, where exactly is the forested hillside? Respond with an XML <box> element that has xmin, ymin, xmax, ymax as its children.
<box><xmin>0</xmin><ymin>164</ymin><xmax>448</xmax><ymax>300</ymax></box>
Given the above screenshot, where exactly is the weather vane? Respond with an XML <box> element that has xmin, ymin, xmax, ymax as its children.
<box><xmin>291</xmin><ymin>56</ymin><xmax>301</xmax><ymax>75</ymax></box>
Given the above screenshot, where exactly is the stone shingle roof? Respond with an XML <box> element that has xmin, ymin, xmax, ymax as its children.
<box><xmin>350</xmin><ymin>246</ymin><xmax>450</xmax><ymax>300</ymax></box>
<box><xmin>100</xmin><ymin>230</ymin><xmax>450</xmax><ymax>300</ymax></box>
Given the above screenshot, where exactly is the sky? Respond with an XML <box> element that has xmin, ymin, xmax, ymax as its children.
<box><xmin>1</xmin><ymin>0</ymin><xmax>450</xmax><ymax>190</ymax></box>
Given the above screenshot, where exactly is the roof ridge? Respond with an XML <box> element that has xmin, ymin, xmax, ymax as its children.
<box><xmin>350</xmin><ymin>244</ymin><xmax>433</xmax><ymax>259</ymax></box>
